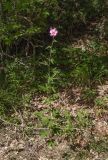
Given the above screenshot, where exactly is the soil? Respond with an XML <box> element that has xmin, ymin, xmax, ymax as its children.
<box><xmin>0</xmin><ymin>84</ymin><xmax>108</xmax><ymax>160</ymax></box>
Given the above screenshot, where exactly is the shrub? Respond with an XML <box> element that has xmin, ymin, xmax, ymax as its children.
<box><xmin>0</xmin><ymin>0</ymin><xmax>107</xmax><ymax>54</ymax></box>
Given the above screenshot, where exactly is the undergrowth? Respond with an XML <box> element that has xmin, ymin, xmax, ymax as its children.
<box><xmin>0</xmin><ymin>1</ymin><xmax>108</xmax><ymax>158</ymax></box>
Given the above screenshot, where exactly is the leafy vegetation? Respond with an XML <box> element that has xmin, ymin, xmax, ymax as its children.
<box><xmin>0</xmin><ymin>0</ymin><xmax>108</xmax><ymax>159</ymax></box>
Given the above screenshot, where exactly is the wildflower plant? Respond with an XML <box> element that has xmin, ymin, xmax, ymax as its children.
<box><xmin>48</xmin><ymin>27</ymin><xmax>58</xmax><ymax>79</ymax></box>
<box><xmin>43</xmin><ymin>27</ymin><xmax>60</xmax><ymax>98</ymax></box>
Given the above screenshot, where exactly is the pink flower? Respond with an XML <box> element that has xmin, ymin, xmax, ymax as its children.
<box><xmin>49</xmin><ymin>27</ymin><xmax>58</xmax><ymax>37</ymax></box>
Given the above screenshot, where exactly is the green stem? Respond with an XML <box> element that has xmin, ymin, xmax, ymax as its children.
<box><xmin>48</xmin><ymin>37</ymin><xmax>54</xmax><ymax>80</ymax></box>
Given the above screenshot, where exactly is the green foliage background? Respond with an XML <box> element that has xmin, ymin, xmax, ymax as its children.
<box><xmin>0</xmin><ymin>0</ymin><xmax>108</xmax><ymax>114</ymax></box>
<box><xmin>0</xmin><ymin>0</ymin><xmax>107</xmax><ymax>47</ymax></box>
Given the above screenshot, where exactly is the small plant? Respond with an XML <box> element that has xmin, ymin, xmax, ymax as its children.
<box><xmin>46</xmin><ymin>27</ymin><xmax>59</xmax><ymax>94</ymax></box>
<box><xmin>34</xmin><ymin>108</ymin><xmax>74</xmax><ymax>138</ymax></box>
<box><xmin>81</xmin><ymin>88</ymin><xmax>97</xmax><ymax>104</ymax></box>
<box><xmin>76</xmin><ymin>109</ymin><xmax>91</xmax><ymax>128</ymax></box>
<box><xmin>95</xmin><ymin>96</ymin><xmax>108</xmax><ymax>108</ymax></box>
<box><xmin>39</xmin><ymin>27</ymin><xmax>60</xmax><ymax>103</ymax></box>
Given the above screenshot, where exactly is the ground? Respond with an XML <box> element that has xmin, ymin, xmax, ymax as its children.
<box><xmin>0</xmin><ymin>83</ymin><xmax>108</xmax><ymax>160</ymax></box>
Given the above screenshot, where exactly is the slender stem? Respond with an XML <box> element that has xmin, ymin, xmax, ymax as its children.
<box><xmin>48</xmin><ymin>37</ymin><xmax>54</xmax><ymax>83</ymax></box>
